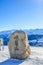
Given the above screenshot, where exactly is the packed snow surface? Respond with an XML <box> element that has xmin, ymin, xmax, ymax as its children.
<box><xmin>0</xmin><ymin>46</ymin><xmax>43</xmax><ymax>65</ymax></box>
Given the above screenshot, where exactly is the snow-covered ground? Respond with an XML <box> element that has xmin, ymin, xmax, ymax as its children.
<box><xmin>0</xmin><ymin>46</ymin><xmax>43</xmax><ymax>65</ymax></box>
<box><xmin>0</xmin><ymin>46</ymin><xmax>10</xmax><ymax>62</ymax></box>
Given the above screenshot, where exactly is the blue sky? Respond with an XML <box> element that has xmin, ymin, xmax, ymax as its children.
<box><xmin>0</xmin><ymin>0</ymin><xmax>43</xmax><ymax>31</ymax></box>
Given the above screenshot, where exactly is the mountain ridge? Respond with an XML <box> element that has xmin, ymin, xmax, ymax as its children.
<box><xmin>0</xmin><ymin>29</ymin><xmax>43</xmax><ymax>46</ymax></box>
<box><xmin>0</xmin><ymin>29</ymin><xmax>43</xmax><ymax>35</ymax></box>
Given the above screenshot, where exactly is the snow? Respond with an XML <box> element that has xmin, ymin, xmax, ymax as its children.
<box><xmin>29</xmin><ymin>40</ymin><xmax>37</xmax><ymax>42</ymax></box>
<box><xmin>0</xmin><ymin>46</ymin><xmax>43</xmax><ymax>65</ymax></box>
<box><xmin>20</xmin><ymin>47</ymin><xmax>43</xmax><ymax>65</ymax></box>
<box><xmin>38</xmin><ymin>38</ymin><xmax>43</xmax><ymax>42</ymax></box>
<box><xmin>0</xmin><ymin>46</ymin><xmax>10</xmax><ymax>62</ymax></box>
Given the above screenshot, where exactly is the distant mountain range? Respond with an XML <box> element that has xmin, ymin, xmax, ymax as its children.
<box><xmin>0</xmin><ymin>29</ymin><xmax>43</xmax><ymax>46</ymax></box>
<box><xmin>24</xmin><ymin>29</ymin><xmax>43</xmax><ymax>35</ymax></box>
<box><xmin>0</xmin><ymin>29</ymin><xmax>43</xmax><ymax>35</ymax></box>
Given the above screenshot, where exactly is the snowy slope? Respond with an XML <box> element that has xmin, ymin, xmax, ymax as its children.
<box><xmin>0</xmin><ymin>46</ymin><xmax>43</xmax><ymax>65</ymax></box>
<box><xmin>29</xmin><ymin>37</ymin><xmax>43</xmax><ymax>46</ymax></box>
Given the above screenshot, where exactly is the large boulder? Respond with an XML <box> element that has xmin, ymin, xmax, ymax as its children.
<box><xmin>8</xmin><ymin>30</ymin><xmax>31</xmax><ymax>59</ymax></box>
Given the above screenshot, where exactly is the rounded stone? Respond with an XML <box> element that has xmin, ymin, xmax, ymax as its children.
<box><xmin>8</xmin><ymin>30</ymin><xmax>31</xmax><ymax>59</ymax></box>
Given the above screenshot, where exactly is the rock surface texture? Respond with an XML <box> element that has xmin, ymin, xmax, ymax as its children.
<box><xmin>8</xmin><ymin>30</ymin><xmax>31</xmax><ymax>59</ymax></box>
